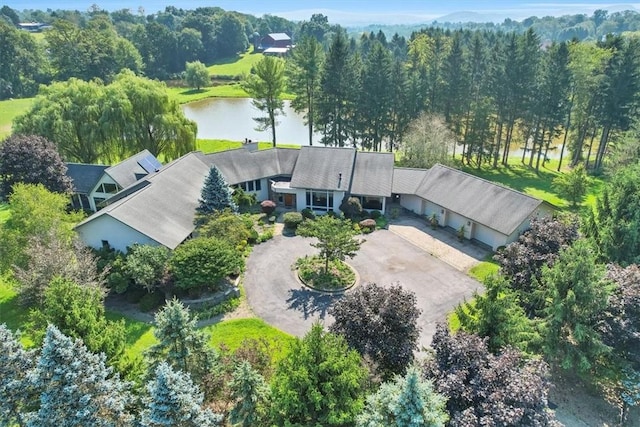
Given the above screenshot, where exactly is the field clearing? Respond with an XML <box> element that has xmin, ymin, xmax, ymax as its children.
<box><xmin>0</xmin><ymin>97</ymin><xmax>34</xmax><ymax>139</ymax></box>
<box><xmin>207</xmin><ymin>47</ymin><xmax>263</xmax><ymax>77</ymax></box>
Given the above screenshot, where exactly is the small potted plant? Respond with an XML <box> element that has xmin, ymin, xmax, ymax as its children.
<box><xmin>457</xmin><ymin>225</ymin><xmax>465</xmax><ymax>242</ymax></box>
<box><xmin>430</xmin><ymin>213</ymin><xmax>438</xmax><ymax>230</ymax></box>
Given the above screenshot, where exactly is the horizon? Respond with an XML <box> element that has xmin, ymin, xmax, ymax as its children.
<box><xmin>5</xmin><ymin>1</ymin><xmax>640</xmax><ymax>24</ymax></box>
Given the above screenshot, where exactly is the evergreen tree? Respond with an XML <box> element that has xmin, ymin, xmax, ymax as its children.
<box><xmin>359</xmin><ymin>41</ymin><xmax>393</xmax><ymax>152</ymax></box>
<box><xmin>543</xmin><ymin>239</ymin><xmax>613</xmax><ymax>377</ymax></box>
<box><xmin>148</xmin><ymin>298</ymin><xmax>219</xmax><ymax>388</ymax></box>
<box><xmin>0</xmin><ymin>324</ymin><xmax>36</xmax><ymax>427</ymax></box>
<box><xmin>356</xmin><ymin>366</ymin><xmax>448</xmax><ymax>427</ymax></box>
<box><xmin>25</xmin><ymin>325</ymin><xmax>133</xmax><ymax>427</ymax></box>
<box><xmin>229</xmin><ymin>360</ymin><xmax>270</xmax><ymax>427</ymax></box>
<box><xmin>142</xmin><ymin>362</ymin><xmax>222</xmax><ymax>427</ymax></box>
<box><xmin>287</xmin><ymin>36</ymin><xmax>324</xmax><ymax>146</ymax></box>
<box><xmin>456</xmin><ymin>274</ymin><xmax>538</xmax><ymax>354</ymax></box>
<box><xmin>197</xmin><ymin>166</ymin><xmax>237</xmax><ymax>215</ymax></box>
<box><xmin>317</xmin><ymin>31</ymin><xmax>353</xmax><ymax>147</ymax></box>
<box><xmin>242</xmin><ymin>56</ymin><xmax>286</xmax><ymax>147</ymax></box>
<box><xmin>270</xmin><ymin>323</ymin><xmax>368</xmax><ymax>426</ymax></box>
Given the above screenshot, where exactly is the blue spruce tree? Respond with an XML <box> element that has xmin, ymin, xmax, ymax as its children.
<box><xmin>142</xmin><ymin>362</ymin><xmax>222</xmax><ymax>427</ymax></box>
<box><xmin>0</xmin><ymin>324</ymin><xmax>36</xmax><ymax>426</ymax></box>
<box><xmin>25</xmin><ymin>324</ymin><xmax>133</xmax><ymax>427</ymax></box>
<box><xmin>197</xmin><ymin>166</ymin><xmax>237</xmax><ymax>214</ymax></box>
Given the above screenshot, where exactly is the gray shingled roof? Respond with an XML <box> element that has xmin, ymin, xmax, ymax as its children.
<box><xmin>76</xmin><ymin>152</ymin><xmax>210</xmax><ymax>249</ymax></box>
<box><xmin>392</xmin><ymin>168</ymin><xmax>430</xmax><ymax>195</ymax></box>
<box><xmin>203</xmin><ymin>148</ymin><xmax>300</xmax><ymax>185</ymax></box>
<box><xmin>267</xmin><ymin>33</ymin><xmax>291</xmax><ymax>41</ymax></box>
<box><xmin>290</xmin><ymin>147</ymin><xmax>355</xmax><ymax>191</ymax></box>
<box><xmin>415</xmin><ymin>164</ymin><xmax>543</xmax><ymax>235</ymax></box>
<box><xmin>66</xmin><ymin>163</ymin><xmax>108</xmax><ymax>194</ymax></box>
<box><xmin>351</xmin><ymin>152</ymin><xmax>394</xmax><ymax>197</ymax></box>
<box><xmin>104</xmin><ymin>150</ymin><xmax>159</xmax><ymax>188</ymax></box>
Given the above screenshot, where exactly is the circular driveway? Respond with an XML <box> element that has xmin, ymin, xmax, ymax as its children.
<box><xmin>243</xmin><ymin>229</ymin><xmax>482</xmax><ymax>349</ymax></box>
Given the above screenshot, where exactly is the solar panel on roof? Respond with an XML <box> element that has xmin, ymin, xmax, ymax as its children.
<box><xmin>137</xmin><ymin>155</ymin><xmax>162</xmax><ymax>173</ymax></box>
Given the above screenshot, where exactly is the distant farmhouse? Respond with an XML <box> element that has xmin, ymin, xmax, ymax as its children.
<box><xmin>69</xmin><ymin>146</ymin><xmax>552</xmax><ymax>253</ymax></box>
<box><xmin>17</xmin><ymin>22</ymin><xmax>51</xmax><ymax>32</ymax></box>
<box><xmin>255</xmin><ymin>32</ymin><xmax>293</xmax><ymax>56</ymax></box>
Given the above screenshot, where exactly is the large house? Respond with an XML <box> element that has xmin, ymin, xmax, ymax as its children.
<box><xmin>71</xmin><ymin>146</ymin><xmax>553</xmax><ymax>252</ymax></box>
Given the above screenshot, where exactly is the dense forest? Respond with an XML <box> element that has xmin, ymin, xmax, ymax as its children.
<box><xmin>2</xmin><ymin>5</ymin><xmax>640</xmax><ymax>172</ymax></box>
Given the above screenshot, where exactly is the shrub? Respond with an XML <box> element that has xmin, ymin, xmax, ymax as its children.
<box><xmin>339</xmin><ymin>196</ymin><xmax>362</xmax><ymax>220</ymax></box>
<box><xmin>260</xmin><ymin>200</ymin><xmax>276</xmax><ymax>215</ymax></box>
<box><xmin>359</xmin><ymin>218</ymin><xmax>376</xmax><ymax>233</ymax></box>
<box><xmin>198</xmin><ymin>209</ymin><xmax>254</xmax><ymax>250</ymax></box>
<box><xmin>283</xmin><ymin>212</ymin><xmax>304</xmax><ymax>230</ymax></box>
<box><xmin>139</xmin><ymin>291</ymin><xmax>165</xmax><ymax>312</ymax></box>
<box><xmin>124</xmin><ymin>244</ymin><xmax>170</xmax><ymax>292</ymax></box>
<box><xmin>301</xmin><ymin>208</ymin><xmax>316</xmax><ymax>220</ymax></box>
<box><xmin>370</xmin><ymin>210</ymin><xmax>382</xmax><ymax>219</ymax></box>
<box><xmin>169</xmin><ymin>237</ymin><xmax>244</xmax><ymax>292</ymax></box>
<box><xmin>233</xmin><ymin>187</ymin><xmax>257</xmax><ymax>211</ymax></box>
<box><xmin>257</xmin><ymin>229</ymin><xmax>274</xmax><ymax>243</ymax></box>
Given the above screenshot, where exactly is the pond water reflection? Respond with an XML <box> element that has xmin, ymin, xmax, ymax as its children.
<box><xmin>181</xmin><ymin>97</ymin><xmax>322</xmax><ymax>145</ymax></box>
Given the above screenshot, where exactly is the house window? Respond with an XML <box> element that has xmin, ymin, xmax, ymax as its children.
<box><xmin>240</xmin><ymin>180</ymin><xmax>261</xmax><ymax>192</ymax></box>
<box><xmin>98</xmin><ymin>182</ymin><xmax>119</xmax><ymax>194</ymax></box>
<box><xmin>93</xmin><ymin>197</ymin><xmax>106</xmax><ymax>210</ymax></box>
<box><xmin>306</xmin><ymin>190</ymin><xmax>333</xmax><ymax>212</ymax></box>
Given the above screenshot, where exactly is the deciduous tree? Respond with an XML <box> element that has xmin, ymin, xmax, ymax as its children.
<box><xmin>184</xmin><ymin>60</ymin><xmax>210</xmax><ymax>90</ymax></box>
<box><xmin>425</xmin><ymin>325</ymin><xmax>558</xmax><ymax>427</ymax></box>
<box><xmin>399</xmin><ymin>113</ymin><xmax>456</xmax><ymax>169</ymax></box>
<box><xmin>0</xmin><ymin>134</ymin><xmax>72</xmax><ymax>199</ymax></box>
<box><xmin>552</xmin><ymin>164</ymin><xmax>589</xmax><ymax>208</ymax></box>
<box><xmin>242</xmin><ymin>56</ymin><xmax>286</xmax><ymax>147</ymax></box>
<box><xmin>297</xmin><ymin>215</ymin><xmax>362</xmax><ymax>274</ymax></box>
<box><xmin>124</xmin><ymin>244</ymin><xmax>171</xmax><ymax>293</ymax></box>
<box><xmin>330</xmin><ymin>282</ymin><xmax>421</xmax><ymax>379</ymax></box>
<box><xmin>270</xmin><ymin>323</ymin><xmax>368</xmax><ymax>426</ymax></box>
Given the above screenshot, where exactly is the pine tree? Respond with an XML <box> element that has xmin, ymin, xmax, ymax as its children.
<box><xmin>229</xmin><ymin>360</ymin><xmax>270</xmax><ymax>427</ymax></box>
<box><xmin>197</xmin><ymin>166</ymin><xmax>237</xmax><ymax>215</ymax></box>
<box><xmin>356</xmin><ymin>365</ymin><xmax>448</xmax><ymax>427</ymax></box>
<box><xmin>25</xmin><ymin>325</ymin><xmax>132</xmax><ymax>427</ymax></box>
<box><xmin>0</xmin><ymin>324</ymin><xmax>36</xmax><ymax>427</ymax></box>
<box><xmin>148</xmin><ymin>298</ymin><xmax>219</xmax><ymax>387</ymax></box>
<box><xmin>141</xmin><ymin>362</ymin><xmax>222</xmax><ymax>427</ymax></box>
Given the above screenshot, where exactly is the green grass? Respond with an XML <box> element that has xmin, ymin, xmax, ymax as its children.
<box><xmin>105</xmin><ymin>311</ymin><xmax>157</xmax><ymax>360</ymax></box>
<box><xmin>167</xmin><ymin>83</ymin><xmax>249</xmax><ymax>103</ymax></box>
<box><xmin>197</xmin><ymin>139</ymin><xmax>300</xmax><ymax>153</ymax></box>
<box><xmin>0</xmin><ymin>203</ymin><xmax>10</xmax><ymax>225</ymax></box>
<box><xmin>207</xmin><ymin>48</ymin><xmax>264</xmax><ymax>78</ymax></box>
<box><xmin>458</xmin><ymin>157</ymin><xmax>605</xmax><ymax>211</ymax></box>
<box><xmin>468</xmin><ymin>259</ymin><xmax>500</xmax><ymax>282</ymax></box>
<box><xmin>0</xmin><ymin>277</ymin><xmax>34</xmax><ymax>347</ymax></box>
<box><xmin>205</xmin><ymin>317</ymin><xmax>294</xmax><ymax>359</ymax></box>
<box><xmin>0</xmin><ymin>97</ymin><xmax>34</xmax><ymax>139</ymax></box>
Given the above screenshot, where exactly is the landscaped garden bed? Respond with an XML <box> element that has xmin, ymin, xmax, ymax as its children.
<box><xmin>294</xmin><ymin>255</ymin><xmax>356</xmax><ymax>292</ymax></box>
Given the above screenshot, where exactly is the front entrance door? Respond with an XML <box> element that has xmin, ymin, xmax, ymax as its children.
<box><xmin>284</xmin><ymin>194</ymin><xmax>295</xmax><ymax>207</ymax></box>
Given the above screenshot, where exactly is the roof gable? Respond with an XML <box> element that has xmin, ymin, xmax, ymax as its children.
<box><xmin>104</xmin><ymin>150</ymin><xmax>161</xmax><ymax>188</ymax></box>
<box><xmin>416</xmin><ymin>164</ymin><xmax>543</xmax><ymax>235</ymax></box>
<box><xmin>66</xmin><ymin>163</ymin><xmax>108</xmax><ymax>194</ymax></box>
<box><xmin>77</xmin><ymin>152</ymin><xmax>210</xmax><ymax>249</ymax></box>
<box><xmin>266</xmin><ymin>33</ymin><xmax>291</xmax><ymax>41</ymax></box>
<box><xmin>290</xmin><ymin>147</ymin><xmax>355</xmax><ymax>191</ymax></box>
<box><xmin>351</xmin><ymin>152</ymin><xmax>394</xmax><ymax>197</ymax></box>
<box><xmin>203</xmin><ymin>148</ymin><xmax>300</xmax><ymax>184</ymax></box>
<box><xmin>392</xmin><ymin>167</ymin><xmax>429</xmax><ymax>195</ymax></box>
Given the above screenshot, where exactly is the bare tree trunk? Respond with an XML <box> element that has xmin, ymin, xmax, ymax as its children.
<box><xmin>493</xmin><ymin>122</ymin><xmax>503</xmax><ymax>168</ymax></box>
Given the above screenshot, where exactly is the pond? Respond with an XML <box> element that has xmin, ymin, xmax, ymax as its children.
<box><xmin>181</xmin><ymin>97</ymin><xmax>322</xmax><ymax>145</ymax></box>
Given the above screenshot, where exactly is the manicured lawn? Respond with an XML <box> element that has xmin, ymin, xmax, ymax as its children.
<box><xmin>0</xmin><ymin>277</ymin><xmax>34</xmax><ymax>347</ymax></box>
<box><xmin>205</xmin><ymin>317</ymin><xmax>294</xmax><ymax>360</ymax></box>
<box><xmin>197</xmin><ymin>139</ymin><xmax>300</xmax><ymax>153</ymax></box>
<box><xmin>207</xmin><ymin>48</ymin><xmax>263</xmax><ymax>78</ymax></box>
<box><xmin>167</xmin><ymin>83</ymin><xmax>249</xmax><ymax>103</ymax></box>
<box><xmin>468</xmin><ymin>258</ymin><xmax>500</xmax><ymax>282</ymax></box>
<box><xmin>0</xmin><ymin>97</ymin><xmax>34</xmax><ymax>139</ymax></box>
<box><xmin>105</xmin><ymin>311</ymin><xmax>157</xmax><ymax>360</ymax></box>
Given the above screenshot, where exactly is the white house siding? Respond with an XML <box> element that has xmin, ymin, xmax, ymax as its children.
<box><xmin>76</xmin><ymin>215</ymin><xmax>159</xmax><ymax>252</ymax></box>
<box><xmin>473</xmin><ymin>223</ymin><xmax>509</xmax><ymax>251</ymax></box>
<box><xmin>399</xmin><ymin>194</ymin><xmax>422</xmax><ymax>214</ymax></box>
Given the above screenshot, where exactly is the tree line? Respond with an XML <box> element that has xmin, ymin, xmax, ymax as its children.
<box><xmin>278</xmin><ymin>27</ymin><xmax>640</xmax><ymax>172</ymax></box>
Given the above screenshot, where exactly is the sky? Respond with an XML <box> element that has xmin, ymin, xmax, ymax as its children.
<box><xmin>7</xmin><ymin>1</ymin><xmax>640</xmax><ymax>24</ymax></box>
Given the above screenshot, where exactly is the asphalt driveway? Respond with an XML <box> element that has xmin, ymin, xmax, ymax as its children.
<box><xmin>243</xmin><ymin>229</ymin><xmax>481</xmax><ymax>349</ymax></box>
